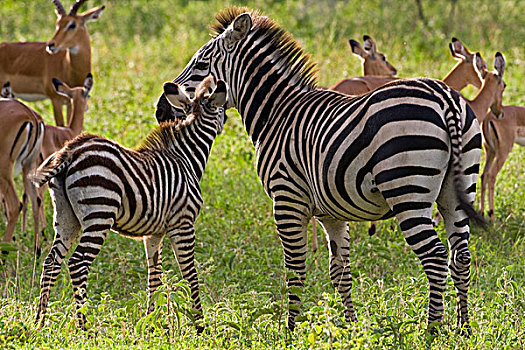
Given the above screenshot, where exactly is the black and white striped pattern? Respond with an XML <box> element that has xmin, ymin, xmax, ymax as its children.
<box><xmin>156</xmin><ymin>8</ymin><xmax>485</xmax><ymax>334</ymax></box>
<box><xmin>34</xmin><ymin>77</ymin><xmax>227</xmax><ymax>330</ymax></box>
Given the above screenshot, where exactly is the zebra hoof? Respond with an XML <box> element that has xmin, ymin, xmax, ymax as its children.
<box><xmin>368</xmin><ymin>224</ymin><xmax>376</xmax><ymax>236</ymax></box>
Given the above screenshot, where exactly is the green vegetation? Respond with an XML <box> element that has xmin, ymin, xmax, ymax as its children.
<box><xmin>1</xmin><ymin>0</ymin><xmax>523</xmax><ymax>348</ymax></box>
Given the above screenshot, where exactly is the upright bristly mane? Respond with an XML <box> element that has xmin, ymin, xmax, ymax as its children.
<box><xmin>210</xmin><ymin>6</ymin><xmax>318</xmax><ymax>88</ymax></box>
<box><xmin>139</xmin><ymin>76</ymin><xmax>216</xmax><ymax>151</ymax></box>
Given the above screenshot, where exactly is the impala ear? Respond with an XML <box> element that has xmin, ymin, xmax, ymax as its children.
<box><xmin>449</xmin><ymin>37</ymin><xmax>471</xmax><ymax>60</ymax></box>
<box><xmin>207</xmin><ymin>80</ymin><xmax>228</xmax><ymax>108</ymax></box>
<box><xmin>82</xmin><ymin>73</ymin><xmax>93</xmax><ymax>97</ymax></box>
<box><xmin>363</xmin><ymin>35</ymin><xmax>377</xmax><ymax>57</ymax></box>
<box><xmin>164</xmin><ymin>82</ymin><xmax>191</xmax><ymax>112</ymax></box>
<box><xmin>494</xmin><ymin>52</ymin><xmax>506</xmax><ymax>78</ymax></box>
<box><xmin>1</xmin><ymin>82</ymin><xmax>13</xmax><ymax>98</ymax></box>
<box><xmin>80</xmin><ymin>6</ymin><xmax>105</xmax><ymax>24</ymax></box>
<box><xmin>349</xmin><ymin>39</ymin><xmax>367</xmax><ymax>58</ymax></box>
<box><xmin>52</xmin><ymin>78</ymin><xmax>73</xmax><ymax>98</ymax></box>
<box><xmin>473</xmin><ymin>52</ymin><xmax>487</xmax><ymax>80</ymax></box>
<box><xmin>224</xmin><ymin>13</ymin><xmax>252</xmax><ymax>47</ymax></box>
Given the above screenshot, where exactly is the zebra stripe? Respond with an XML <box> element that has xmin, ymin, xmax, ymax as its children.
<box><xmin>157</xmin><ymin>7</ymin><xmax>484</xmax><ymax>334</ymax></box>
<box><xmin>34</xmin><ymin>77</ymin><xmax>227</xmax><ymax>330</ymax></box>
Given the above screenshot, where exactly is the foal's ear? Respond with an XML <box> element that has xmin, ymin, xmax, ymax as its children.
<box><xmin>207</xmin><ymin>80</ymin><xmax>228</xmax><ymax>108</ymax></box>
<box><xmin>164</xmin><ymin>82</ymin><xmax>191</xmax><ymax>111</ymax></box>
<box><xmin>224</xmin><ymin>13</ymin><xmax>252</xmax><ymax>47</ymax></box>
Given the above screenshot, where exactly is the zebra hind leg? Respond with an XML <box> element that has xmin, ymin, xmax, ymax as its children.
<box><xmin>436</xmin><ymin>176</ymin><xmax>473</xmax><ymax>336</ymax></box>
<box><xmin>168</xmin><ymin>223</ymin><xmax>203</xmax><ymax>332</ymax></box>
<box><xmin>394</xmin><ymin>207</ymin><xmax>448</xmax><ymax>333</ymax></box>
<box><xmin>319</xmin><ymin>218</ymin><xmax>357</xmax><ymax>323</ymax></box>
<box><xmin>36</xmin><ymin>181</ymin><xmax>81</xmax><ymax>326</ymax></box>
<box><xmin>144</xmin><ymin>234</ymin><xmax>163</xmax><ymax>314</ymax></box>
<box><xmin>67</xmin><ymin>222</ymin><xmax>111</xmax><ymax>330</ymax></box>
<box><xmin>273</xmin><ymin>199</ymin><xmax>309</xmax><ymax>332</ymax></box>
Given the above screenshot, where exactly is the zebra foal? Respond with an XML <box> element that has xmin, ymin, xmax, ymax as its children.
<box><xmin>33</xmin><ymin>76</ymin><xmax>228</xmax><ymax>329</ymax></box>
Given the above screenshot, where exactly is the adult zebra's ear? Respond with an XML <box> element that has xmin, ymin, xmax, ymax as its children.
<box><xmin>164</xmin><ymin>82</ymin><xmax>191</xmax><ymax>113</ymax></box>
<box><xmin>224</xmin><ymin>13</ymin><xmax>252</xmax><ymax>47</ymax></box>
<box><xmin>207</xmin><ymin>80</ymin><xmax>228</xmax><ymax>108</ymax></box>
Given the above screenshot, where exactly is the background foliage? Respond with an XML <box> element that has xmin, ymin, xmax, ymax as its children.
<box><xmin>0</xmin><ymin>0</ymin><xmax>523</xmax><ymax>348</ymax></box>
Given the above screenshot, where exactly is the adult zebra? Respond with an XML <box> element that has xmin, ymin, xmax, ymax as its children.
<box><xmin>156</xmin><ymin>7</ymin><xmax>484</xmax><ymax>334</ymax></box>
<box><xmin>33</xmin><ymin>76</ymin><xmax>228</xmax><ymax>330</ymax></box>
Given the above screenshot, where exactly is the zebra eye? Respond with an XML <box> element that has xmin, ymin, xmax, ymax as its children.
<box><xmin>195</xmin><ymin>61</ymin><xmax>209</xmax><ymax>71</ymax></box>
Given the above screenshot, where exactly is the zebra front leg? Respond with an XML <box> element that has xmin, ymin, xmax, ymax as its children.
<box><xmin>273</xmin><ymin>200</ymin><xmax>308</xmax><ymax>332</ymax></box>
<box><xmin>168</xmin><ymin>223</ymin><xmax>203</xmax><ymax>331</ymax></box>
<box><xmin>144</xmin><ymin>234</ymin><xmax>163</xmax><ymax>314</ymax></box>
<box><xmin>36</xmin><ymin>183</ymin><xmax>81</xmax><ymax>326</ymax></box>
<box><xmin>319</xmin><ymin>218</ymin><xmax>357</xmax><ymax>323</ymax></box>
<box><xmin>68</xmin><ymin>225</ymin><xmax>110</xmax><ymax>330</ymax></box>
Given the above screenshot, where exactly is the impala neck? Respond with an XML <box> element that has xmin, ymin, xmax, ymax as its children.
<box><xmin>68</xmin><ymin>33</ymin><xmax>91</xmax><ymax>86</ymax></box>
<box><xmin>68</xmin><ymin>101</ymin><xmax>85</xmax><ymax>137</ymax></box>
<box><xmin>468</xmin><ymin>79</ymin><xmax>497</xmax><ymax>123</ymax></box>
<box><xmin>442</xmin><ymin>60</ymin><xmax>480</xmax><ymax>91</ymax></box>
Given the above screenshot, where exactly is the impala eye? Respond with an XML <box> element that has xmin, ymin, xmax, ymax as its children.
<box><xmin>67</xmin><ymin>22</ymin><xmax>76</xmax><ymax>30</ymax></box>
<box><xmin>195</xmin><ymin>61</ymin><xmax>209</xmax><ymax>70</ymax></box>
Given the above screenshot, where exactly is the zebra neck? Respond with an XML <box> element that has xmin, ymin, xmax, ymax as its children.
<box><xmin>233</xmin><ymin>69</ymin><xmax>310</xmax><ymax>145</ymax></box>
<box><xmin>167</xmin><ymin>118</ymin><xmax>217</xmax><ymax>181</ymax></box>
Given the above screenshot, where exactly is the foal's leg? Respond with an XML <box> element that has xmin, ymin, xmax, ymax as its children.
<box><xmin>36</xmin><ymin>182</ymin><xmax>80</xmax><ymax>325</ymax></box>
<box><xmin>67</xmin><ymin>221</ymin><xmax>111</xmax><ymax>329</ymax></box>
<box><xmin>144</xmin><ymin>234</ymin><xmax>163</xmax><ymax>314</ymax></box>
<box><xmin>168</xmin><ymin>223</ymin><xmax>202</xmax><ymax>327</ymax></box>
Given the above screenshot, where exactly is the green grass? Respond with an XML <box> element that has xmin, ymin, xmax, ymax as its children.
<box><xmin>1</xmin><ymin>0</ymin><xmax>524</xmax><ymax>348</ymax></box>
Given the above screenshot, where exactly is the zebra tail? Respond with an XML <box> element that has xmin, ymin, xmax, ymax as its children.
<box><xmin>449</xmin><ymin>102</ymin><xmax>488</xmax><ymax>229</ymax></box>
<box><xmin>30</xmin><ymin>152</ymin><xmax>70</xmax><ymax>188</ymax></box>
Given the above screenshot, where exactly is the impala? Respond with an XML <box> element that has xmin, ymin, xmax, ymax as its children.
<box><xmin>330</xmin><ymin>37</ymin><xmax>486</xmax><ymax>96</ymax></box>
<box><xmin>0</xmin><ymin>0</ymin><xmax>103</xmax><ymax>127</ymax></box>
<box><xmin>480</xmin><ymin>106</ymin><xmax>525</xmax><ymax>219</ymax></box>
<box><xmin>0</xmin><ymin>74</ymin><xmax>93</xmax><ymax>256</ymax></box>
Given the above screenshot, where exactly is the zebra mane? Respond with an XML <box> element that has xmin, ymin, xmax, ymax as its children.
<box><xmin>210</xmin><ymin>6</ymin><xmax>318</xmax><ymax>88</ymax></box>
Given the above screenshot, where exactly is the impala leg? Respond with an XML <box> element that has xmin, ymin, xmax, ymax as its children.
<box><xmin>144</xmin><ymin>234</ymin><xmax>163</xmax><ymax>314</ymax></box>
<box><xmin>319</xmin><ymin>218</ymin><xmax>357</xmax><ymax>323</ymax></box>
<box><xmin>68</xmin><ymin>224</ymin><xmax>110</xmax><ymax>330</ymax></box>
<box><xmin>22</xmin><ymin>166</ymin><xmax>43</xmax><ymax>257</ymax></box>
<box><xmin>36</xmin><ymin>183</ymin><xmax>80</xmax><ymax>326</ymax></box>
<box><xmin>50</xmin><ymin>97</ymin><xmax>65</xmax><ymax>127</ymax></box>
<box><xmin>273</xmin><ymin>198</ymin><xmax>308</xmax><ymax>331</ymax></box>
<box><xmin>0</xmin><ymin>176</ymin><xmax>21</xmax><ymax>248</ymax></box>
<box><xmin>480</xmin><ymin>147</ymin><xmax>495</xmax><ymax>216</ymax></box>
<box><xmin>486</xmin><ymin>148</ymin><xmax>511</xmax><ymax>220</ymax></box>
<box><xmin>168</xmin><ymin>223</ymin><xmax>203</xmax><ymax>330</ymax></box>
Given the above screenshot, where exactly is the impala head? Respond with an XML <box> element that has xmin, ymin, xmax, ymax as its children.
<box><xmin>163</xmin><ymin>76</ymin><xmax>228</xmax><ymax>134</ymax></box>
<box><xmin>474</xmin><ymin>52</ymin><xmax>506</xmax><ymax>119</ymax></box>
<box><xmin>349</xmin><ymin>35</ymin><xmax>397</xmax><ymax>77</ymax></box>
<box><xmin>46</xmin><ymin>0</ymin><xmax>105</xmax><ymax>54</ymax></box>
<box><xmin>448</xmin><ymin>37</ymin><xmax>487</xmax><ymax>88</ymax></box>
<box><xmin>1</xmin><ymin>82</ymin><xmax>14</xmax><ymax>99</ymax></box>
<box><xmin>52</xmin><ymin>73</ymin><xmax>93</xmax><ymax>109</ymax></box>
